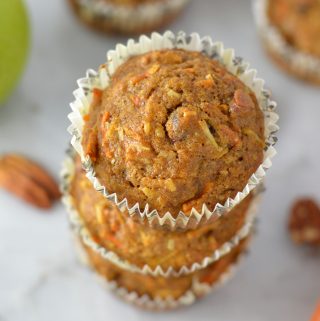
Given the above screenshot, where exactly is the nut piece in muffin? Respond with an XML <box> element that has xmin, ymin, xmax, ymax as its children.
<box><xmin>82</xmin><ymin>49</ymin><xmax>265</xmax><ymax>217</ymax></box>
<box><xmin>265</xmin><ymin>0</ymin><xmax>320</xmax><ymax>84</ymax></box>
<box><xmin>68</xmin><ymin>0</ymin><xmax>189</xmax><ymax>35</ymax></box>
<box><xmin>70</xmin><ymin>157</ymin><xmax>254</xmax><ymax>271</ymax></box>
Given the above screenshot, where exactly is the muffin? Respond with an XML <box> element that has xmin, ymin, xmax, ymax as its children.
<box><xmin>69</xmin><ymin>32</ymin><xmax>277</xmax><ymax>230</ymax></box>
<box><xmin>81</xmin><ymin>49</ymin><xmax>265</xmax><ymax>220</ymax></box>
<box><xmin>77</xmin><ymin>235</ymin><xmax>250</xmax><ymax>306</ymax></box>
<box><xmin>68</xmin><ymin>0</ymin><xmax>190</xmax><ymax>35</ymax></box>
<box><xmin>255</xmin><ymin>0</ymin><xmax>320</xmax><ymax>85</ymax></box>
<box><xmin>68</xmin><ymin>156</ymin><xmax>256</xmax><ymax>274</ymax></box>
<box><xmin>65</xmin><ymin>32</ymin><xmax>277</xmax><ymax>309</ymax></box>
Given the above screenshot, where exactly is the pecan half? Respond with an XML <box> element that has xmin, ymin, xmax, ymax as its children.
<box><xmin>288</xmin><ymin>198</ymin><xmax>320</xmax><ymax>246</ymax></box>
<box><xmin>0</xmin><ymin>154</ymin><xmax>60</xmax><ymax>209</ymax></box>
<box><xmin>231</xmin><ymin>89</ymin><xmax>255</xmax><ymax>114</ymax></box>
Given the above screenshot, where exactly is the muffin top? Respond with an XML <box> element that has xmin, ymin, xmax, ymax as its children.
<box><xmin>82</xmin><ymin>49</ymin><xmax>264</xmax><ymax>216</ymax></box>
<box><xmin>268</xmin><ymin>0</ymin><xmax>320</xmax><ymax>57</ymax></box>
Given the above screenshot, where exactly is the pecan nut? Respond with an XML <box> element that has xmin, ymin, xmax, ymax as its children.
<box><xmin>288</xmin><ymin>198</ymin><xmax>320</xmax><ymax>246</ymax></box>
<box><xmin>0</xmin><ymin>154</ymin><xmax>60</xmax><ymax>209</ymax></box>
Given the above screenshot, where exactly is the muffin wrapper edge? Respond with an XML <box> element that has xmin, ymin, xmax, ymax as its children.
<box><xmin>68</xmin><ymin>30</ymin><xmax>279</xmax><ymax>230</ymax></box>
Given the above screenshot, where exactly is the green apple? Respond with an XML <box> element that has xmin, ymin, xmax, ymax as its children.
<box><xmin>0</xmin><ymin>0</ymin><xmax>29</xmax><ymax>104</ymax></box>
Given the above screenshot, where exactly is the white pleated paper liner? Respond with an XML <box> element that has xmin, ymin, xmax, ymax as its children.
<box><xmin>253</xmin><ymin>0</ymin><xmax>320</xmax><ymax>83</ymax></box>
<box><xmin>61</xmin><ymin>149</ymin><xmax>262</xmax><ymax>278</ymax></box>
<box><xmin>73</xmin><ymin>233</ymin><xmax>249</xmax><ymax>311</ymax></box>
<box><xmin>72</xmin><ymin>0</ymin><xmax>190</xmax><ymax>34</ymax></box>
<box><xmin>68</xmin><ymin>30</ymin><xmax>279</xmax><ymax>231</ymax></box>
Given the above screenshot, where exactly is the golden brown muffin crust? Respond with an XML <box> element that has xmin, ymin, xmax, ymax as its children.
<box><xmin>82</xmin><ymin>49</ymin><xmax>264</xmax><ymax>216</ymax></box>
<box><xmin>269</xmin><ymin>0</ymin><xmax>320</xmax><ymax>57</ymax></box>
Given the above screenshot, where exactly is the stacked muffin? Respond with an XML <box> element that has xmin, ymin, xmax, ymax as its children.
<box><xmin>63</xmin><ymin>32</ymin><xmax>278</xmax><ymax>309</ymax></box>
<box><xmin>68</xmin><ymin>0</ymin><xmax>190</xmax><ymax>35</ymax></box>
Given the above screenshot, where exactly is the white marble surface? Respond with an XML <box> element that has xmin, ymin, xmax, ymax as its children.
<box><xmin>0</xmin><ymin>0</ymin><xmax>320</xmax><ymax>320</ymax></box>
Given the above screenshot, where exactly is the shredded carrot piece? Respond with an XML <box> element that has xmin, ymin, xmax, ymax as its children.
<box><xmin>82</xmin><ymin>114</ymin><xmax>90</xmax><ymax>122</ymax></box>
<box><xmin>92</xmin><ymin>235</ymin><xmax>100</xmax><ymax>244</ymax></box>
<box><xmin>132</xmin><ymin>95</ymin><xmax>141</xmax><ymax>106</ymax></box>
<box><xmin>104</xmin><ymin>149</ymin><xmax>113</xmax><ymax>159</ymax></box>
<box><xmin>92</xmin><ymin>88</ymin><xmax>103</xmax><ymax>106</ymax></box>
<box><xmin>85</xmin><ymin>130</ymin><xmax>98</xmax><ymax>162</ymax></box>
<box><xmin>130</xmin><ymin>73</ymin><xmax>148</xmax><ymax>85</ymax></box>
<box><xmin>102</xmin><ymin>111</ymin><xmax>110</xmax><ymax>123</ymax></box>
<box><xmin>182</xmin><ymin>182</ymin><xmax>214</xmax><ymax>213</ymax></box>
<box><xmin>199</xmin><ymin>273</ymin><xmax>215</xmax><ymax>285</ymax></box>
<box><xmin>93</xmin><ymin>88</ymin><xmax>103</xmax><ymax>98</ymax></box>
<box><xmin>196</xmin><ymin>78</ymin><xmax>214</xmax><ymax>88</ymax></box>
<box><xmin>105</xmin><ymin>234</ymin><xmax>122</xmax><ymax>249</ymax></box>
<box><xmin>184</xmin><ymin>67</ymin><xmax>195</xmax><ymax>73</ymax></box>
<box><xmin>101</xmin><ymin>112</ymin><xmax>111</xmax><ymax>131</ymax></box>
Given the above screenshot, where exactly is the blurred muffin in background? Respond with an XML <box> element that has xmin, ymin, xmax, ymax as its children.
<box><xmin>269</xmin><ymin>0</ymin><xmax>320</xmax><ymax>57</ymax></box>
<box><xmin>68</xmin><ymin>0</ymin><xmax>190</xmax><ymax>35</ymax></box>
<box><xmin>254</xmin><ymin>0</ymin><xmax>320</xmax><ymax>85</ymax></box>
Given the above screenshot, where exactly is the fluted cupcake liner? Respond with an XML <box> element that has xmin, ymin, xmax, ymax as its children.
<box><xmin>253</xmin><ymin>0</ymin><xmax>320</xmax><ymax>84</ymax></box>
<box><xmin>61</xmin><ymin>149</ymin><xmax>262</xmax><ymax>277</ymax></box>
<box><xmin>69</xmin><ymin>0</ymin><xmax>190</xmax><ymax>35</ymax></box>
<box><xmin>73</xmin><ymin>234</ymin><xmax>249</xmax><ymax>310</ymax></box>
<box><xmin>68</xmin><ymin>30</ymin><xmax>278</xmax><ymax>231</ymax></box>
